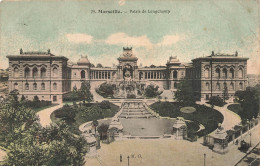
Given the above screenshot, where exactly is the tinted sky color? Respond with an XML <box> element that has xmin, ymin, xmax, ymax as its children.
<box><xmin>0</xmin><ymin>0</ymin><xmax>259</xmax><ymax>74</ymax></box>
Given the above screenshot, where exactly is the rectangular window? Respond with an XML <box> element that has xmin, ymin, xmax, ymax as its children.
<box><xmin>53</xmin><ymin>96</ymin><xmax>57</xmax><ymax>102</ymax></box>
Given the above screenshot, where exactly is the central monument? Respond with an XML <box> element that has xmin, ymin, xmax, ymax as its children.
<box><xmin>117</xmin><ymin>47</ymin><xmax>138</xmax><ymax>80</ymax></box>
<box><xmin>110</xmin><ymin>47</ymin><xmax>144</xmax><ymax>98</ymax></box>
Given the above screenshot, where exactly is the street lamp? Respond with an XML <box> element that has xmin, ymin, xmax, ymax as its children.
<box><xmin>204</xmin><ymin>153</ymin><xmax>206</xmax><ymax>166</ymax></box>
<box><xmin>249</xmin><ymin>119</ymin><xmax>252</xmax><ymax>147</ymax></box>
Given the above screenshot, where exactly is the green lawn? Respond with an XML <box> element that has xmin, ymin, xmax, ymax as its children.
<box><xmin>51</xmin><ymin>102</ymin><xmax>119</xmax><ymax>134</ymax></box>
<box><xmin>150</xmin><ymin>102</ymin><xmax>224</xmax><ymax>137</ymax></box>
<box><xmin>227</xmin><ymin>104</ymin><xmax>242</xmax><ymax>115</ymax></box>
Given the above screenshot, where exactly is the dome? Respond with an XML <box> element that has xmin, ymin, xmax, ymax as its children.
<box><xmin>77</xmin><ymin>55</ymin><xmax>90</xmax><ymax>65</ymax></box>
<box><xmin>167</xmin><ymin>56</ymin><xmax>181</xmax><ymax>66</ymax></box>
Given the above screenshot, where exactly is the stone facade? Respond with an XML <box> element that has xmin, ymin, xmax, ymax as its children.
<box><xmin>7</xmin><ymin>48</ymin><xmax>248</xmax><ymax>103</ymax></box>
<box><xmin>187</xmin><ymin>51</ymin><xmax>248</xmax><ymax>101</ymax></box>
<box><xmin>7</xmin><ymin>50</ymin><xmax>70</xmax><ymax>103</ymax></box>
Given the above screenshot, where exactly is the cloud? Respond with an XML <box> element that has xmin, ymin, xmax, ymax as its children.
<box><xmin>105</xmin><ymin>32</ymin><xmax>153</xmax><ymax>48</ymax></box>
<box><xmin>157</xmin><ymin>34</ymin><xmax>185</xmax><ymax>46</ymax></box>
<box><xmin>66</xmin><ymin>33</ymin><xmax>93</xmax><ymax>44</ymax></box>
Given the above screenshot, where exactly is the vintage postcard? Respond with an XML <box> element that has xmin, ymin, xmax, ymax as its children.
<box><xmin>0</xmin><ymin>0</ymin><xmax>259</xmax><ymax>166</ymax></box>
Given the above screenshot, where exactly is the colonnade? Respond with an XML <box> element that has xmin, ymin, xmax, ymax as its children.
<box><xmin>142</xmin><ymin>71</ymin><xmax>165</xmax><ymax>79</ymax></box>
<box><xmin>90</xmin><ymin>71</ymin><xmax>113</xmax><ymax>79</ymax></box>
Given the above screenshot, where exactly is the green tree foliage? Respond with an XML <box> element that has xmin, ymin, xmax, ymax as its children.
<box><xmin>92</xmin><ymin>120</ymin><xmax>99</xmax><ymax>134</ymax></box>
<box><xmin>209</xmin><ymin>96</ymin><xmax>225</xmax><ymax>107</ymax></box>
<box><xmin>144</xmin><ymin>85</ymin><xmax>160</xmax><ymax>98</ymax></box>
<box><xmin>235</xmin><ymin>84</ymin><xmax>260</xmax><ymax>121</ymax></box>
<box><xmin>97</xmin><ymin>123</ymin><xmax>109</xmax><ymax>140</ymax></box>
<box><xmin>96</xmin><ymin>83</ymin><xmax>114</xmax><ymax>98</ymax></box>
<box><xmin>20</xmin><ymin>95</ymin><xmax>26</xmax><ymax>102</ymax></box>
<box><xmin>79</xmin><ymin>81</ymin><xmax>93</xmax><ymax>103</ymax></box>
<box><xmin>0</xmin><ymin>99</ymin><xmax>87</xmax><ymax>166</ymax></box>
<box><xmin>222</xmin><ymin>84</ymin><xmax>229</xmax><ymax>103</ymax></box>
<box><xmin>4</xmin><ymin>122</ymin><xmax>87</xmax><ymax>166</ymax></box>
<box><xmin>0</xmin><ymin>102</ymin><xmax>37</xmax><ymax>147</ymax></box>
<box><xmin>174</xmin><ymin>79</ymin><xmax>196</xmax><ymax>106</ymax></box>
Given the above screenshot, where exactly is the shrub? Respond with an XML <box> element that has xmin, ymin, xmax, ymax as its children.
<box><xmin>99</xmin><ymin>100</ymin><xmax>111</xmax><ymax>109</ymax></box>
<box><xmin>63</xmin><ymin>91</ymin><xmax>80</xmax><ymax>101</ymax></box>
<box><xmin>33</xmin><ymin>95</ymin><xmax>39</xmax><ymax>101</ymax></box>
<box><xmin>127</xmin><ymin>94</ymin><xmax>136</xmax><ymax>99</ymax></box>
<box><xmin>96</xmin><ymin>83</ymin><xmax>114</xmax><ymax>98</ymax></box>
<box><xmin>208</xmin><ymin>96</ymin><xmax>224</xmax><ymax>107</ymax></box>
<box><xmin>144</xmin><ymin>85</ymin><xmax>160</xmax><ymax>98</ymax></box>
<box><xmin>55</xmin><ymin>105</ymin><xmax>76</xmax><ymax>122</ymax></box>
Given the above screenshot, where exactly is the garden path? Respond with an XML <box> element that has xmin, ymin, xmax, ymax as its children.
<box><xmin>90</xmin><ymin>89</ymin><xmax>105</xmax><ymax>102</ymax></box>
<box><xmin>36</xmin><ymin>103</ymin><xmax>64</xmax><ymax>127</ymax></box>
<box><xmin>197</xmin><ymin>101</ymin><xmax>241</xmax><ymax>132</ymax></box>
<box><xmin>0</xmin><ymin>149</ymin><xmax>6</xmax><ymax>162</ymax></box>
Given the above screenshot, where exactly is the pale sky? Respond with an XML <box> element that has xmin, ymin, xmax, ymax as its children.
<box><xmin>0</xmin><ymin>0</ymin><xmax>259</xmax><ymax>74</ymax></box>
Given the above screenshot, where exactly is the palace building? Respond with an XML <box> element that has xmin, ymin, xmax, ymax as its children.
<box><xmin>7</xmin><ymin>47</ymin><xmax>248</xmax><ymax>103</ymax></box>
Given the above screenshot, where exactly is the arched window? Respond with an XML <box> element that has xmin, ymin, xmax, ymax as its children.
<box><xmin>53</xmin><ymin>67</ymin><xmax>58</xmax><ymax>77</ymax></box>
<box><xmin>239</xmin><ymin>82</ymin><xmax>243</xmax><ymax>90</ymax></box>
<box><xmin>230</xmin><ymin>68</ymin><xmax>234</xmax><ymax>78</ymax></box>
<box><xmin>14</xmin><ymin>67</ymin><xmax>19</xmax><ymax>78</ymax></box>
<box><xmin>205</xmin><ymin>68</ymin><xmax>209</xmax><ymax>78</ymax></box>
<box><xmin>41</xmin><ymin>67</ymin><xmax>46</xmax><ymax>78</ymax></box>
<box><xmin>230</xmin><ymin>82</ymin><xmax>234</xmax><ymax>90</ymax></box>
<box><xmin>206</xmin><ymin>82</ymin><xmax>210</xmax><ymax>90</ymax></box>
<box><xmin>24</xmin><ymin>67</ymin><xmax>30</xmax><ymax>78</ymax></box>
<box><xmin>174</xmin><ymin>82</ymin><xmax>177</xmax><ymax>89</ymax></box>
<box><xmin>216</xmin><ymin>68</ymin><xmax>220</xmax><ymax>78</ymax></box>
<box><xmin>14</xmin><ymin>83</ymin><xmax>18</xmax><ymax>89</ymax></box>
<box><xmin>238</xmin><ymin>68</ymin><xmax>243</xmax><ymax>78</ymax></box>
<box><xmin>32</xmin><ymin>67</ymin><xmax>38</xmax><ymax>78</ymax></box>
<box><xmin>41</xmin><ymin>83</ymin><xmax>45</xmax><ymax>90</ymax></box>
<box><xmin>33</xmin><ymin>83</ymin><xmax>37</xmax><ymax>90</ymax></box>
<box><xmin>81</xmin><ymin>70</ymin><xmax>86</xmax><ymax>79</ymax></box>
<box><xmin>173</xmin><ymin>71</ymin><xmax>178</xmax><ymax>79</ymax></box>
<box><xmin>223</xmin><ymin>82</ymin><xmax>227</xmax><ymax>88</ymax></box>
<box><xmin>25</xmin><ymin>83</ymin><xmax>29</xmax><ymax>90</ymax></box>
<box><xmin>216</xmin><ymin>83</ymin><xmax>220</xmax><ymax>90</ymax></box>
<box><xmin>223</xmin><ymin>68</ymin><xmax>227</xmax><ymax>79</ymax></box>
<box><xmin>53</xmin><ymin>83</ymin><xmax>57</xmax><ymax>90</ymax></box>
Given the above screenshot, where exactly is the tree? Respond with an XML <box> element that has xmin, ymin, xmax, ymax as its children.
<box><xmin>174</xmin><ymin>79</ymin><xmax>196</xmax><ymax>106</ymax></box>
<box><xmin>0</xmin><ymin>100</ymin><xmax>37</xmax><ymax>147</ymax></box>
<box><xmin>222</xmin><ymin>84</ymin><xmax>229</xmax><ymax>103</ymax></box>
<box><xmin>235</xmin><ymin>85</ymin><xmax>260</xmax><ymax>121</ymax></box>
<box><xmin>79</xmin><ymin>82</ymin><xmax>93</xmax><ymax>103</ymax></box>
<box><xmin>20</xmin><ymin>95</ymin><xmax>26</xmax><ymax>102</ymax></box>
<box><xmin>92</xmin><ymin>120</ymin><xmax>99</xmax><ymax>135</ymax></box>
<box><xmin>4</xmin><ymin>122</ymin><xmax>87</xmax><ymax>166</ymax></box>
<box><xmin>1</xmin><ymin>101</ymin><xmax>87</xmax><ymax>166</ymax></box>
<box><xmin>97</xmin><ymin>123</ymin><xmax>109</xmax><ymax>140</ymax></box>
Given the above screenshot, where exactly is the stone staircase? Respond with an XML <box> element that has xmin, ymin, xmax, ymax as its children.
<box><xmin>118</xmin><ymin>102</ymin><xmax>156</xmax><ymax>119</ymax></box>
